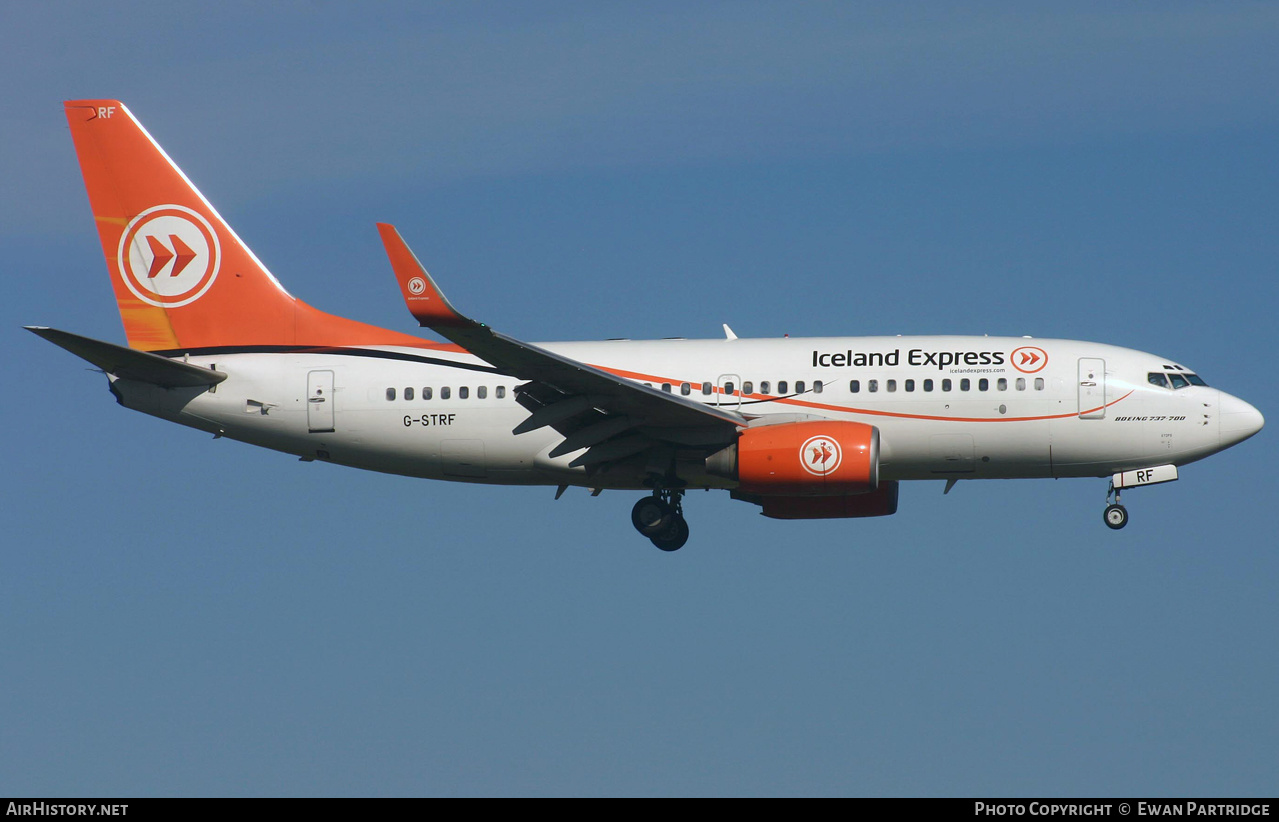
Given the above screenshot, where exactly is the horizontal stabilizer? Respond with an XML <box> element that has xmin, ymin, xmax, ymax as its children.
<box><xmin>25</xmin><ymin>327</ymin><xmax>227</xmax><ymax>388</ymax></box>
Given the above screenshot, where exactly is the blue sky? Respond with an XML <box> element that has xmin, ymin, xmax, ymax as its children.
<box><xmin>2</xmin><ymin>2</ymin><xmax>1276</xmax><ymax>796</ymax></box>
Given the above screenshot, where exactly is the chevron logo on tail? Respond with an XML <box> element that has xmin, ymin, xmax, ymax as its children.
<box><xmin>118</xmin><ymin>205</ymin><xmax>220</xmax><ymax>308</ymax></box>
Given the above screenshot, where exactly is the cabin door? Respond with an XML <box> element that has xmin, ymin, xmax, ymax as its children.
<box><xmin>307</xmin><ymin>370</ymin><xmax>335</xmax><ymax>432</ymax></box>
<box><xmin>1078</xmin><ymin>358</ymin><xmax>1106</xmax><ymax>419</ymax></box>
<box><xmin>716</xmin><ymin>374</ymin><xmax>742</xmax><ymax>409</ymax></box>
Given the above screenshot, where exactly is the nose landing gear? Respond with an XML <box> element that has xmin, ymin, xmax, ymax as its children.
<box><xmin>1103</xmin><ymin>481</ymin><xmax>1128</xmax><ymax>530</ymax></box>
<box><xmin>631</xmin><ymin>489</ymin><xmax>690</xmax><ymax>551</ymax></box>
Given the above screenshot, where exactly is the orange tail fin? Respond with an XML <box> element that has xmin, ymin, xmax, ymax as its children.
<box><xmin>64</xmin><ymin>100</ymin><xmax>423</xmax><ymax>352</ymax></box>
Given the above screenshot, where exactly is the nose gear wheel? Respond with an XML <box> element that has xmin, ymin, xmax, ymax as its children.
<box><xmin>1103</xmin><ymin>481</ymin><xmax>1129</xmax><ymax>530</ymax></box>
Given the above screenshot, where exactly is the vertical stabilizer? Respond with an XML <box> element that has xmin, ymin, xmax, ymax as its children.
<box><xmin>64</xmin><ymin>100</ymin><xmax>421</xmax><ymax>352</ymax></box>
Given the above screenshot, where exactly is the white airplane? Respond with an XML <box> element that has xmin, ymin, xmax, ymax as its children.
<box><xmin>30</xmin><ymin>100</ymin><xmax>1264</xmax><ymax>551</ymax></box>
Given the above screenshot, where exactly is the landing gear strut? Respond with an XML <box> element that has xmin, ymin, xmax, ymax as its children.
<box><xmin>1103</xmin><ymin>481</ymin><xmax>1128</xmax><ymax>530</ymax></box>
<box><xmin>631</xmin><ymin>489</ymin><xmax>689</xmax><ymax>551</ymax></box>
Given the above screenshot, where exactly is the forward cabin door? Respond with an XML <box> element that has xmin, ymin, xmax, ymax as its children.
<box><xmin>1077</xmin><ymin>358</ymin><xmax>1106</xmax><ymax>419</ymax></box>
<box><xmin>307</xmin><ymin>370</ymin><xmax>335</xmax><ymax>432</ymax></box>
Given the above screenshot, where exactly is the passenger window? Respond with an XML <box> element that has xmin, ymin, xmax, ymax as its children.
<box><xmin>813</xmin><ymin>381</ymin><xmax>823</xmax><ymax>394</ymax></box>
<box><xmin>1016</xmin><ymin>378</ymin><xmax>1025</xmax><ymax>391</ymax></box>
<box><xmin>681</xmin><ymin>382</ymin><xmax>691</xmax><ymax>396</ymax></box>
<box><xmin>1169</xmin><ymin>373</ymin><xmax>1189</xmax><ymax>389</ymax></box>
<box><xmin>979</xmin><ymin>378</ymin><xmax>989</xmax><ymax>392</ymax></box>
<box><xmin>795</xmin><ymin>381</ymin><xmax>805</xmax><ymax>393</ymax></box>
<box><xmin>849</xmin><ymin>380</ymin><xmax>860</xmax><ymax>393</ymax></box>
<box><xmin>743</xmin><ymin>381</ymin><xmax>753</xmax><ymax>395</ymax></box>
<box><xmin>702</xmin><ymin>382</ymin><xmax>712</xmax><ymax>395</ymax></box>
<box><xmin>661</xmin><ymin>383</ymin><xmax>672</xmax><ymax>393</ymax></box>
<box><xmin>868</xmin><ymin>380</ymin><xmax>878</xmax><ymax>393</ymax></box>
<box><xmin>778</xmin><ymin>381</ymin><xmax>789</xmax><ymax>394</ymax></box>
<box><xmin>923</xmin><ymin>379</ymin><xmax>933</xmax><ymax>392</ymax></box>
<box><xmin>760</xmin><ymin>381</ymin><xmax>771</xmax><ymax>395</ymax></box>
<box><xmin>496</xmin><ymin>386</ymin><xmax>506</xmax><ymax>399</ymax></box>
<box><xmin>723</xmin><ymin>382</ymin><xmax>735</xmax><ymax>395</ymax></box>
<box><xmin>886</xmin><ymin>380</ymin><xmax>896</xmax><ymax>392</ymax></box>
<box><xmin>477</xmin><ymin>386</ymin><xmax>487</xmax><ymax>399</ymax></box>
<box><xmin>459</xmin><ymin>386</ymin><xmax>469</xmax><ymax>399</ymax></box>
<box><xmin>404</xmin><ymin>387</ymin><xmax>414</xmax><ymax>401</ymax></box>
<box><xmin>942</xmin><ymin>379</ymin><xmax>952</xmax><ymax>392</ymax></box>
<box><xmin>423</xmin><ymin>387</ymin><xmax>433</xmax><ymax>400</ymax></box>
<box><xmin>905</xmin><ymin>379</ymin><xmax>915</xmax><ymax>392</ymax></box>
<box><xmin>441</xmin><ymin>387</ymin><xmax>451</xmax><ymax>400</ymax></box>
<box><xmin>1034</xmin><ymin>378</ymin><xmax>1044</xmax><ymax>391</ymax></box>
<box><xmin>997</xmin><ymin>378</ymin><xmax>1007</xmax><ymax>391</ymax></box>
<box><xmin>386</xmin><ymin>387</ymin><xmax>396</xmax><ymax>401</ymax></box>
<box><xmin>961</xmin><ymin>379</ymin><xmax>971</xmax><ymax>391</ymax></box>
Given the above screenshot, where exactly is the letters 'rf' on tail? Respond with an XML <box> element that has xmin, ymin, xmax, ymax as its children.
<box><xmin>64</xmin><ymin>100</ymin><xmax>422</xmax><ymax>353</ymax></box>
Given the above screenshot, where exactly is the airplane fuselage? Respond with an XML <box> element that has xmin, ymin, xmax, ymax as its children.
<box><xmin>112</xmin><ymin>334</ymin><xmax>1253</xmax><ymax>490</ymax></box>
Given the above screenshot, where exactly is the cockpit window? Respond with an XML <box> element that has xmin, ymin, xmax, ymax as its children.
<box><xmin>1154</xmin><ymin>370</ymin><xmax>1208</xmax><ymax>389</ymax></box>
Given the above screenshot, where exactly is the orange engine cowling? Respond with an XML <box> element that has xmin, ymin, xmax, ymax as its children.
<box><xmin>706</xmin><ymin>420</ymin><xmax>880</xmax><ymax>496</ymax></box>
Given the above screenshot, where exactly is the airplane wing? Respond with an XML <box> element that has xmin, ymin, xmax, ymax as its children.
<box><xmin>377</xmin><ymin>224</ymin><xmax>745</xmax><ymax>469</ymax></box>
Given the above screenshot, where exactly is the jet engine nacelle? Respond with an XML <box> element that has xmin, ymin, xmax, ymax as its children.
<box><xmin>706</xmin><ymin>420</ymin><xmax>880</xmax><ymax>496</ymax></box>
<box><xmin>754</xmin><ymin>481</ymin><xmax>899</xmax><ymax>519</ymax></box>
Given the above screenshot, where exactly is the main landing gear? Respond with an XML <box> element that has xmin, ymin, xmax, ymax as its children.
<box><xmin>631</xmin><ymin>489</ymin><xmax>689</xmax><ymax>551</ymax></box>
<box><xmin>1103</xmin><ymin>481</ymin><xmax>1128</xmax><ymax>530</ymax></box>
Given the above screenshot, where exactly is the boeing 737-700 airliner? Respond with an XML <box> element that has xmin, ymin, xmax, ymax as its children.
<box><xmin>29</xmin><ymin>100</ymin><xmax>1264</xmax><ymax>551</ymax></box>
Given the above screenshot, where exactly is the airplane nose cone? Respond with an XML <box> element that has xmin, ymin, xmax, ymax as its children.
<box><xmin>1218</xmin><ymin>391</ymin><xmax>1264</xmax><ymax>448</ymax></box>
